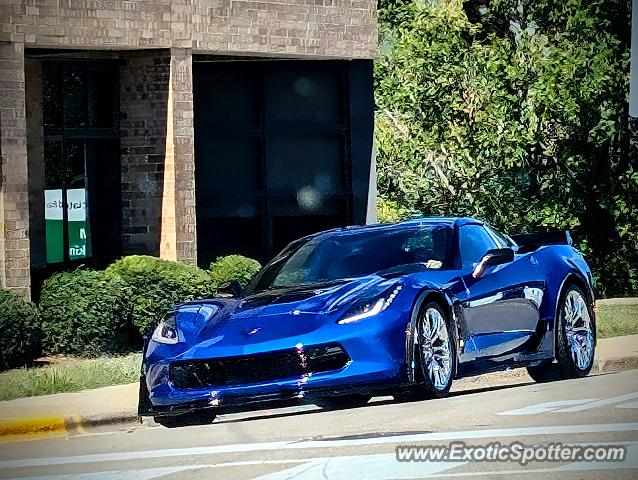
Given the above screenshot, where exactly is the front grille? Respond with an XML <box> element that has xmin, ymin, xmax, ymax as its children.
<box><xmin>170</xmin><ymin>343</ymin><xmax>350</xmax><ymax>389</ymax></box>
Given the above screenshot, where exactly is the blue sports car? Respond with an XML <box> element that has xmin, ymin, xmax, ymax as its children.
<box><xmin>139</xmin><ymin>217</ymin><xmax>596</xmax><ymax>428</ymax></box>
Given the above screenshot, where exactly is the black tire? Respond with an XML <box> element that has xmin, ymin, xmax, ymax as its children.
<box><xmin>415</xmin><ymin>301</ymin><xmax>456</xmax><ymax>399</ymax></box>
<box><xmin>154</xmin><ymin>411</ymin><xmax>217</xmax><ymax>428</ymax></box>
<box><xmin>314</xmin><ymin>394</ymin><xmax>372</xmax><ymax>410</ymax></box>
<box><xmin>527</xmin><ymin>284</ymin><xmax>595</xmax><ymax>383</ymax></box>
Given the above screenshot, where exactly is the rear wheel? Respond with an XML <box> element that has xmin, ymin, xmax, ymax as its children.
<box><xmin>154</xmin><ymin>411</ymin><xmax>217</xmax><ymax>428</ymax></box>
<box><xmin>314</xmin><ymin>394</ymin><xmax>371</xmax><ymax>410</ymax></box>
<box><xmin>415</xmin><ymin>302</ymin><xmax>456</xmax><ymax>398</ymax></box>
<box><xmin>527</xmin><ymin>284</ymin><xmax>595</xmax><ymax>382</ymax></box>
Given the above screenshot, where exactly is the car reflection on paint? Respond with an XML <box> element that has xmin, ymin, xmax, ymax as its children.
<box><xmin>139</xmin><ymin>217</ymin><xmax>596</xmax><ymax>428</ymax></box>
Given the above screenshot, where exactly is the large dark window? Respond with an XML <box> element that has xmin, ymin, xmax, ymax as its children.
<box><xmin>194</xmin><ymin>59</ymin><xmax>373</xmax><ymax>267</ymax></box>
<box><xmin>41</xmin><ymin>61</ymin><xmax>121</xmax><ymax>265</ymax></box>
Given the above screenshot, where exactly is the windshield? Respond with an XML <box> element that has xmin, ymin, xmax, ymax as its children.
<box><xmin>246</xmin><ymin>225</ymin><xmax>453</xmax><ymax>294</ymax></box>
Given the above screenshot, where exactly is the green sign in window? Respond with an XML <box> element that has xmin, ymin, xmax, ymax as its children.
<box><xmin>45</xmin><ymin>188</ymin><xmax>89</xmax><ymax>263</ymax></box>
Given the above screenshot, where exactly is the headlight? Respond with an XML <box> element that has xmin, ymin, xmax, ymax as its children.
<box><xmin>338</xmin><ymin>285</ymin><xmax>402</xmax><ymax>324</ymax></box>
<box><xmin>151</xmin><ymin>312</ymin><xmax>179</xmax><ymax>344</ymax></box>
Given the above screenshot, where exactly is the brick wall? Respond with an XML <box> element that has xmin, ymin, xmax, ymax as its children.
<box><xmin>0</xmin><ymin>41</ymin><xmax>31</xmax><ymax>298</ymax></box>
<box><xmin>0</xmin><ymin>0</ymin><xmax>377</xmax><ymax>59</ymax></box>
<box><xmin>192</xmin><ymin>0</ymin><xmax>377</xmax><ymax>57</ymax></box>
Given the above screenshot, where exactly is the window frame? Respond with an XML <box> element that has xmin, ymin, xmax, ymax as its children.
<box><xmin>41</xmin><ymin>59</ymin><xmax>120</xmax><ymax>266</ymax></box>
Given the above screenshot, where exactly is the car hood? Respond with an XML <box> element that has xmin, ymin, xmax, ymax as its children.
<box><xmin>165</xmin><ymin>276</ymin><xmax>397</xmax><ymax>354</ymax></box>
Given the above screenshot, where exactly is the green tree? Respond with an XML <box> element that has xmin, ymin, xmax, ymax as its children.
<box><xmin>375</xmin><ymin>0</ymin><xmax>635</xmax><ymax>296</ymax></box>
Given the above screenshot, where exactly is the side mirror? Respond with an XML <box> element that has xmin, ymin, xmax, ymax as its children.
<box><xmin>217</xmin><ymin>280</ymin><xmax>243</xmax><ymax>298</ymax></box>
<box><xmin>472</xmin><ymin>248</ymin><xmax>514</xmax><ymax>279</ymax></box>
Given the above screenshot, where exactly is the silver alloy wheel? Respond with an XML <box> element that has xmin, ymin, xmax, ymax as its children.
<box><xmin>563</xmin><ymin>290</ymin><xmax>595</xmax><ymax>371</ymax></box>
<box><xmin>420</xmin><ymin>307</ymin><xmax>453</xmax><ymax>390</ymax></box>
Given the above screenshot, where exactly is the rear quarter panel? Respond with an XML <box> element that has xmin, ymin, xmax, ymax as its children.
<box><xmin>532</xmin><ymin>244</ymin><xmax>595</xmax><ymax>348</ymax></box>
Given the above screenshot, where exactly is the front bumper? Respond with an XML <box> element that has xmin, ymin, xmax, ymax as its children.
<box><xmin>141</xmin><ymin>315</ymin><xmax>408</xmax><ymax>416</ymax></box>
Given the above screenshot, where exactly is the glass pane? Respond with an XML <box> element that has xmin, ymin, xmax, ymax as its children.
<box><xmin>265</xmin><ymin>64</ymin><xmax>342</xmax><ymax>125</ymax></box>
<box><xmin>64</xmin><ymin>139</ymin><xmax>86</xmax><ymax>187</ymax></box>
<box><xmin>268</xmin><ymin>135</ymin><xmax>345</xmax><ymax>199</ymax></box>
<box><xmin>63</xmin><ymin>65</ymin><xmax>88</xmax><ymax>128</ymax></box>
<box><xmin>45</xmin><ymin>189</ymin><xmax>64</xmax><ymax>263</ymax></box>
<box><xmin>89</xmin><ymin>68</ymin><xmax>115</xmax><ymax>128</ymax></box>
<box><xmin>44</xmin><ymin>140</ymin><xmax>63</xmax><ymax>189</ymax></box>
<box><xmin>197</xmin><ymin>217</ymin><xmax>263</xmax><ymax>267</ymax></box>
<box><xmin>44</xmin><ymin>188</ymin><xmax>90</xmax><ymax>263</ymax></box>
<box><xmin>460</xmin><ymin>225</ymin><xmax>497</xmax><ymax>270</ymax></box>
<box><xmin>42</xmin><ymin>63</ymin><xmax>63</xmax><ymax>130</ymax></box>
<box><xmin>194</xmin><ymin>62</ymin><xmax>260</xmax><ymax>128</ymax></box>
<box><xmin>196</xmin><ymin>136</ymin><xmax>261</xmax><ymax>217</ymax></box>
<box><xmin>67</xmin><ymin>188</ymin><xmax>90</xmax><ymax>260</ymax></box>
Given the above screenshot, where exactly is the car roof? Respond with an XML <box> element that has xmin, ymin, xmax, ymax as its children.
<box><xmin>303</xmin><ymin>216</ymin><xmax>483</xmax><ymax>241</ymax></box>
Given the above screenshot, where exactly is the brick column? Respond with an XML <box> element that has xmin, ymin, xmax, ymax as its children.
<box><xmin>0</xmin><ymin>41</ymin><xmax>31</xmax><ymax>298</ymax></box>
<box><xmin>168</xmin><ymin>48</ymin><xmax>197</xmax><ymax>265</ymax></box>
<box><xmin>120</xmin><ymin>49</ymin><xmax>196</xmax><ymax>265</ymax></box>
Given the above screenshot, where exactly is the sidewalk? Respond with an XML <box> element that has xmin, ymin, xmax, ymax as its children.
<box><xmin>1</xmin><ymin>335</ymin><xmax>637</xmax><ymax>440</ymax></box>
<box><xmin>0</xmin><ymin>382</ymin><xmax>139</xmax><ymax>439</ymax></box>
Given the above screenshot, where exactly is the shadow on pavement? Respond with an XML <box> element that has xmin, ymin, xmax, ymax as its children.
<box><xmin>215</xmin><ymin>378</ymin><xmax>538</xmax><ymax>425</ymax></box>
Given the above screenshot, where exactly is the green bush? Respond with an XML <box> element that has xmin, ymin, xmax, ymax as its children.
<box><xmin>39</xmin><ymin>270</ymin><xmax>131</xmax><ymax>357</ymax></box>
<box><xmin>0</xmin><ymin>289</ymin><xmax>42</xmax><ymax>371</ymax></box>
<box><xmin>209</xmin><ymin>255</ymin><xmax>262</xmax><ymax>289</ymax></box>
<box><xmin>106</xmin><ymin>256</ymin><xmax>213</xmax><ymax>334</ymax></box>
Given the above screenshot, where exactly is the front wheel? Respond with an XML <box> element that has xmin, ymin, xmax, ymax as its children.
<box><xmin>527</xmin><ymin>284</ymin><xmax>595</xmax><ymax>382</ymax></box>
<box><xmin>415</xmin><ymin>301</ymin><xmax>456</xmax><ymax>398</ymax></box>
<box><xmin>154</xmin><ymin>411</ymin><xmax>217</xmax><ymax>428</ymax></box>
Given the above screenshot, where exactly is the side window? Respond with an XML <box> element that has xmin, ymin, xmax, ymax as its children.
<box><xmin>459</xmin><ymin>225</ymin><xmax>497</xmax><ymax>270</ymax></box>
<box><xmin>485</xmin><ymin>225</ymin><xmax>513</xmax><ymax>248</ymax></box>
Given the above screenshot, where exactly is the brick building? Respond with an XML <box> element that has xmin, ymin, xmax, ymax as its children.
<box><xmin>0</xmin><ymin>0</ymin><xmax>378</xmax><ymax>298</ymax></box>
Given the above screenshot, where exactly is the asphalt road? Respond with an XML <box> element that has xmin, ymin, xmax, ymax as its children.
<box><xmin>1</xmin><ymin>369</ymin><xmax>637</xmax><ymax>480</ymax></box>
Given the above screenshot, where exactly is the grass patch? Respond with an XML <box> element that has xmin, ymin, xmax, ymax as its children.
<box><xmin>597</xmin><ymin>302</ymin><xmax>638</xmax><ymax>339</ymax></box>
<box><xmin>0</xmin><ymin>354</ymin><xmax>141</xmax><ymax>401</ymax></box>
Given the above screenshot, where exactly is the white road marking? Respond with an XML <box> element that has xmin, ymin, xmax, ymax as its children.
<box><xmin>9</xmin><ymin>443</ymin><xmax>637</xmax><ymax>480</ymax></box>
<box><xmin>253</xmin><ymin>453</ymin><xmax>465</xmax><ymax>480</ymax></box>
<box><xmin>2</xmin><ymin>460</ymin><xmax>311</xmax><ymax>480</ymax></box>
<box><xmin>558</xmin><ymin>391</ymin><xmax>638</xmax><ymax>413</ymax></box>
<box><xmin>6</xmin><ymin>466</ymin><xmax>203</xmax><ymax>480</ymax></box>
<box><xmin>498</xmin><ymin>391</ymin><xmax>638</xmax><ymax>415</ymax></box>
<box><xmin>497</xmin><ymin>399</ymin><xmax>597</xmax><ymax>416</ymax></box>
<box><xmin>2</xmin><ymin>422</ymin><xmax>638</xmax><ymax>469</ymax></box>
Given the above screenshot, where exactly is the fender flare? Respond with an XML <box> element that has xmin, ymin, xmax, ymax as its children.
<box><xmin>405</xmin><ymin>288</ymin><xmax>458</xmax><ymax>383</ymax></box>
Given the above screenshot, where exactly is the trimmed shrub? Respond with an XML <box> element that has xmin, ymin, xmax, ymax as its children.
<box><xmin>209</xmin><ymin>255</ymin><xmax>262</xmax><ymax>289</ymax></box>
<box><xmin>0</xmin><ymin>289</ymin><xmax>42</xmax><ymax>371</ymax></box>
<box><xmin>106</xmin><ymin>256</ymin><xmax>213</xmax><ymax>334</ymax></box>
<box><xmin>39</xmin><ymin>270</ymin><xmax>132</xmax><ymax>356</ymax></box>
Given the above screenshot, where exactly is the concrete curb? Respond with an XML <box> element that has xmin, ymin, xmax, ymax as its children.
<box><xmin>0</xmin><ymin>413</ymin><xmax>139</xmax><ymax>442</ymax></box>
<box><xmin>593</xmin><ymin>356</ymin><xmax>638</xmax><ymax>373</ymax></box>
<box><xmin>0</xmin><ymin>416</ymin><xmax>67</xmax><ymax>437</ymax></box>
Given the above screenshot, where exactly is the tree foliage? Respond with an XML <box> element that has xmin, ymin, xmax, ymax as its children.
<box><xmin>375</xmin><ymin>0</ymin><xmax>636</xmax><ymax>296</ymax></box>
